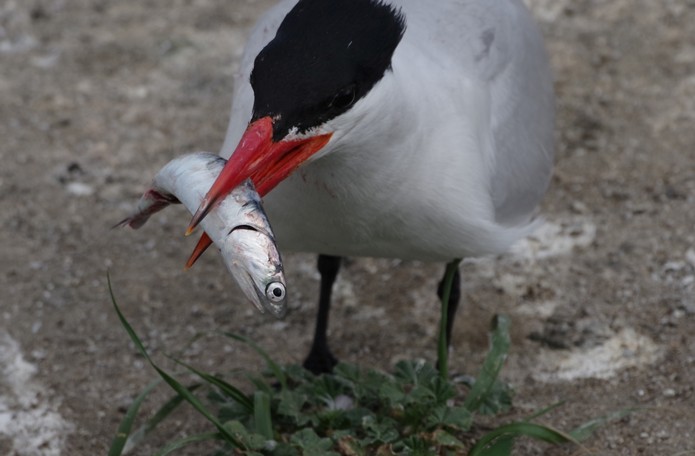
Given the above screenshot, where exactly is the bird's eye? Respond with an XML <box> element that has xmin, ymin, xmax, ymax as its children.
<box><xmin>329</xmin><ymin>85</ymin><xmax>357</xmax><ymax>109</ymax></box>
<box><xmin>266</xmin><ymin>282</ymin><xmax>286</xmax><ymax>302</ymax></box>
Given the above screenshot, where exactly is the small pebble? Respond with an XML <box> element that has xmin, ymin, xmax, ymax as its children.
<box><xmin>663</xmin><ymin>388</ymin><xmax>676</xmax><ymax>397</ymax></box>
<box><xmin>66</xmin><ymin>182</ymin><xmax>94</xmax><ymax>196</ymax></box>
<box><xmin>570</xmin><ymin>200</ymin><xmax>588</xmax><ymax>213</ymax></box>
<box><xmin>271</xmin><ymin>321</ymin><xmax>288</xmax><ymax>330</ymax></box>
<box><xmin>31</xmin><ymin>53</ymin><xmax>60</xmax><ymax>68</ymax></box>
<box><xmin>329</xmin><ymin>394</ymin><xmax>354</xmax><ymax>411</ymax></box>
<box><xmin>663</xmin><ymin>261</ymin><xmax>685</xmax><ymax>273</ymax></box>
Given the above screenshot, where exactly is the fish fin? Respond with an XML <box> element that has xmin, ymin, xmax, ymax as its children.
<box><xmin>112</xmin><ymin>217</ymin><xmax>131</xmax><ymax>230</ymax></box>
<box><xmin>112</xmin><ymin>213</ymin><xmax>149</xmax><ymax>230</ymax></box>
<box><xmin>114</xmin><ymin>189</ymin><xmax>179</xmax><ymax>230</ymax></box>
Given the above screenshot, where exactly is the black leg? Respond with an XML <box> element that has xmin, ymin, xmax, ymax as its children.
<box><xmin>436</xmin><ymin>265</ymin><xmax>461</xmax><ymax>365</ymax></box>
<box><xmin>303</xmin><ymin>254</ymin><xmax>341</xmax><ymax>374</ymax></box>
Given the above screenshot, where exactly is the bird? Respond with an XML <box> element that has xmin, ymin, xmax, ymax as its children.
<box><xmin>184</xmin><ymin>0</ymin><xmax>554</xmax><ymax>374</ymax></box>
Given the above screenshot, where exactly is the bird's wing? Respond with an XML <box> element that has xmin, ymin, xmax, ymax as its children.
<box><xmin>484</xmin><ymin>0</ymin><xmax>555</xmax><ymax>226</ymax></box>
<box><xmin>219</xmin><ymin>0</ymin><xmax>300</xmax><ymax>159</ymax></box>
<box><xmin>397</xmin><ymin>0</ymin><xmax>555</xmax><ymax>226</ymax></box>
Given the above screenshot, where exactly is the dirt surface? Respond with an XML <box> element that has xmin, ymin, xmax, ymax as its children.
<box><xmin>1</xmin><ymin>0</ymin><xmax>694</xmax><ymax>454</ymax></box>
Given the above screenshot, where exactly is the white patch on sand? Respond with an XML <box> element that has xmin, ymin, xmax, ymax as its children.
<box><xmin>471</xmin><ymin>217</ymin><xmax>661</xmax><ymax>381</ymax></box>
<box><xmin>467</xmin><ymin>217</ymin><xmax>596</xmax><ymax>278</ymax></box>
<box><xmin>509</xmin><ymin>218</ymin><xmax>597</xmax><ymax>262</ymax></box>
<box><xmin>523</xmin><ymin>0</ymin><xmax>573</xmax><ymax>22</ymax></box>
<box><xmin>333</xmin><ymin>275</ymin><xmax>359</xmax><ymax>310</ymax></box>
<box><xmin>532</xmin><ymin>328</ymin><xmax>662</xmax><ymax>382</ymax></box>
<box><xmin>514</xmin><ymin>300</ymin><xmax>559</xmax><ymax>319</ymax></box>
<box><xmin>0</xmin><ymin>331</ymin><xmax>73</xmax><ymax>456</ymax></box>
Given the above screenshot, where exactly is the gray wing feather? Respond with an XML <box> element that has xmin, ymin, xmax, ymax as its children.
<box><xmin>487</xmin><ymin>0</ymin><xmax>555</xmax><ymax>225</ymax></box>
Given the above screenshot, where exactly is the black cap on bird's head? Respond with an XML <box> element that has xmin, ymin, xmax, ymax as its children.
<box><xmin>187</xmin><ymin>0</ymin><xmax>406</xmax><ymax>236</ymax></box>
<box><xmin>252</xmin><ymin>0</ymin><xmax>406</xmax><ymax>139</ymax></box>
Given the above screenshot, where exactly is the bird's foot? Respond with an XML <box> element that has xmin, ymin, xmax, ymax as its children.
<box><xmin>302</xmin><ymin>346</ymin><xmax>338</xmax><ymax>375</ymax></box>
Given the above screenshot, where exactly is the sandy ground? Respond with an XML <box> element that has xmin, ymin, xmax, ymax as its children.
<box><xmin>1</xmin><ymin>0</ymin><xmax>694</xmax><ymax>454</ymax></box>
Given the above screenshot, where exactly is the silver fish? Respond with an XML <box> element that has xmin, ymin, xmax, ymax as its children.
<box><xmin>117</xmin><ymin>152</ymin><xmax>287</xmax><ymax>318</ymax></box>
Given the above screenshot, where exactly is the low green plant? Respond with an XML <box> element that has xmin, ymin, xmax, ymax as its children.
<box><xmin>108</xmin><ymin>275</ymin><xmax>627</xmax><ymax>455</ymax></box>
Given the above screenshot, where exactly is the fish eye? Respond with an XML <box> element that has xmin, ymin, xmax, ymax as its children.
<box><xmin>266</xmin><ymin>282</ymin><xmax>286</xmax><ymax>302</ymax></box>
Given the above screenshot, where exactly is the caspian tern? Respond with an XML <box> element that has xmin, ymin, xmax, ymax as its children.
<box><xmin>185</xmin><ymin>0</ymin><xmax>554</xmax><ymax>373</ymax></box>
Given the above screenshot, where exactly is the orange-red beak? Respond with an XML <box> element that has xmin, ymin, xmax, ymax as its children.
<box><xmin>185</xmin><ymin>116</ymin><xmax>332</xmax><ymax>235</ymax></box>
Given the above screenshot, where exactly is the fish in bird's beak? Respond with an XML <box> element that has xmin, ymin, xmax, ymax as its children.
<box><xmin>185</xmin><ymin>116</ymin><xmax>332</xmax><ymax>235</ymax></box>
<box><xmin>117</xmin><ymin>152</ymin><xmax>288</xmax><ymax>318</ymax></box>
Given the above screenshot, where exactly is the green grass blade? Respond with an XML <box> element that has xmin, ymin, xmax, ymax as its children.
<box><xmin>150</xmin><ymin>366</ymin><xmax>237</xmax><ymax>444</ymax></box>
<box><xmin>152</xmin><ymin>432</ymin><xmax>222</xmax><ymax>456</ymax></box>
<box><xmin>437</xmin><ymin>259</ymin><xmax>461</xmax><ymax>380</ymax></box>
<box><xmin>108</xmin><ymin>274</ymin><xmax>243</xmax><ymax>448</ymax></box>
<box><xmin>569</xmin><ymin>408</ymin><xmax>638</xmax><ymax>442</ymax></box>
<box><xmin>124</xmin><ymin>384</ymin><xmax>202</xmax><ymax>452</ymax></box>
<box><xmin>472</xmin><ymin>435</ymin><xmax>513</xmax><ymax>456</ymax></box>
<box><xmin>169</xmin><ymin>356</ymin><xmax>254</xmax><ymax>412</ymax></box>
<box><xmin>253</xmin><ymin>391</ymin><xmax>274</xmax><ymax>439</ymax></box>
<box><xmin>220</xmin><ymin>331</ymin><xmax>286</xmax><ymax>389</ymax></box>
<box><xmin>524</xmin><ymin>400</ymin><xmax>566</xmax><ymax>421</ymax></box>
<box><xmin>468</xmin><ymin>421</ymin><xmax>578</xmax><ymax>456</ymax></box>
<box><xmin>463</xmin><ymin>315</ymin><xmax>511</xmax><ymax>413</ymax></box>
<box><xmin>108</xmin><ymin>379</ymin><xmax>160</xmax><ymax>456</ymax></box>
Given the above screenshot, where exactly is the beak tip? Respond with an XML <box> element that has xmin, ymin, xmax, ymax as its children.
<box><xmin>184</xmin><ymin>215</ymin><xmax>202</xmax><ymax>236</ymax></box>
<box><xmin>186</xmin><ymin>200</ymin><xmax>213</xmax><ymax>236</ymax></box>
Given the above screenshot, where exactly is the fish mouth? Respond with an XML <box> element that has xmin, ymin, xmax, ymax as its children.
<box><xmin>229</xmin><ymin>222</ymin><xmax>276</xmax><ymax>241</ymax></box>
<box><xmin>229</xmin><ymin>224</ymin><xmax>260</xmax><ymax>234</ymax></box>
